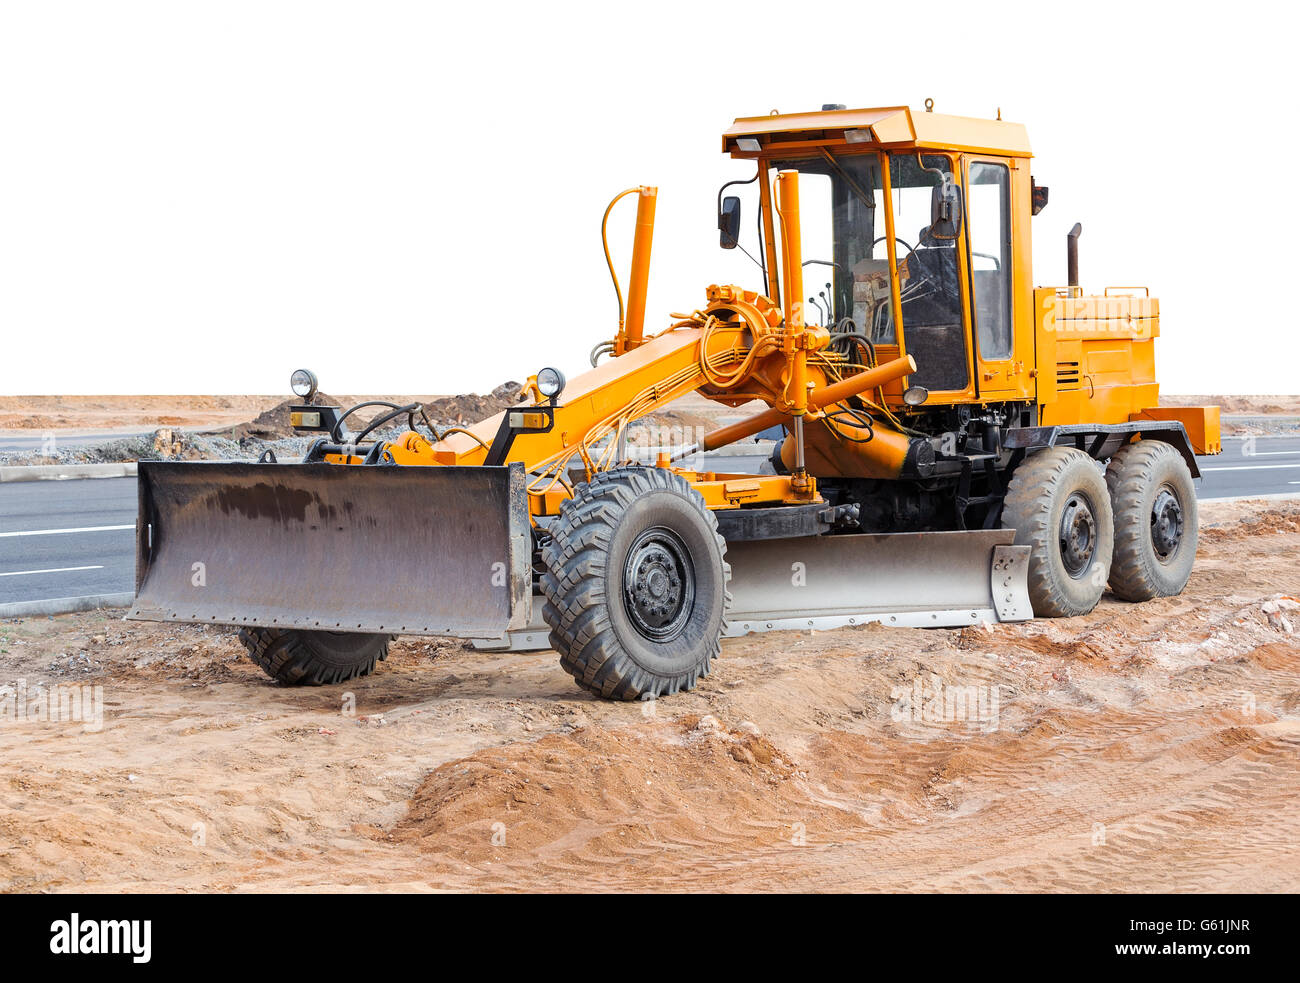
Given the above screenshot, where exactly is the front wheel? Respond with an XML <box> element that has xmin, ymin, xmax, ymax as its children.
<box><xmin>238</xmin><ymin>627</ymin><xmax>391</xmax><ymax>685</ymax></box>
<box><xmin>540</xmin><ymin>467</ymin><xmax>730</xmax><ymax>700</ymax></box>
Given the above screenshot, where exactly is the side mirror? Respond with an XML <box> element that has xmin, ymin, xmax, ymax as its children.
<box><xmin>719</xmin><ymin>195</ymin><xmax>742</xmax><ymax>249</ymax></box>
<box><xmin>929</xmin><ymin>182</ymin><xmax>963</xmax><ymax>240</ymax></box>
<box><xmin>1031</xmin><ymin>177</ymin><xmax>1049</xmax><ymax>215</ymax></box>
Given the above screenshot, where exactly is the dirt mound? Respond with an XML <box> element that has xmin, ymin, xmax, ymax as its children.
<box><xmin>391</xmin><ymin>716</ymin><xmax>820</xmax><ymax>863</ymax></box>
<box><xmin>421</xmin><ymin>382</ymin><xmax>521</xmax><ymax>427</ymax></box>
<box><xmin>0</xmin><ymin>413</ymin><xmax>73</xmax><ymax>430</ymax></box>
<box><xmin>217</xmin><ymin>392</ymin><xmax>345</xmax><ymax>440</ymax></box>
<box><xmin>1160</xmin><ymin>394</ymin><xmax>1300</xmax><ymax>415</ymax></box>
<box><xmin>1201</xmin><ymin>504</ymin><xmax>1300</xmax><ymax>543</ymax></box>
<box><xmin>0</xmin><ymin>395</ymin><xmax>287</xmax><ymax>433</ymax></box>
<box><xmin>211</xmin><ymin>383</ymin><xmax>524</xmax><ymax>440</ymax></box>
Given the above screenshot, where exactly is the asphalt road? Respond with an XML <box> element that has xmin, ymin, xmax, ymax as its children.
<box><xmin>0</xmin><ymin>477</ymin><xmax>136</xmax><ymax>605</ymax></box>
<box><xmin>1195</xmin><ymin>434</ymin><xmax>1300</xmax><ymax>497</ymax></box>
<box><xmin>1</xmin><ymin>435</ymin><xmax>1297</xmax><ymax>607</ymax></box>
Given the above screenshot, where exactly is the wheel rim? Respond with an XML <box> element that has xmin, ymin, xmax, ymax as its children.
<box><xmin>1150</xmin><ymin>484</ymin><xmax>1185</xmax><ymax>562</ymax></box>
<box><xmin>622</xmin><ymin>526</ymin><xmax>695</xmax><ymax>642</ymax></box>
<box><xmin>1059</xmin><ymin>491</ymin><xmax>1098</xmax><ymax>579</ymax></box>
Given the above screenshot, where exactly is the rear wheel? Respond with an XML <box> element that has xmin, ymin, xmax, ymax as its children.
<box><xmin>540</xmin><ymin>467</ymin><xmax>730</xmax><ymax>700</ymax></box>
<box><xmin>237</xmin><ymin>627</ymin><xmax>391</xmax><ymax>685</ymax></box>
<box><xmin>1105</xmin><ymin>440</ymin><xmax>1198</xmax><ymax>601</ymax></box>
<box><xmin>1002</xmin><ymin>446</ymin><xmax>1114</xmax><ymax>618</ymax></box>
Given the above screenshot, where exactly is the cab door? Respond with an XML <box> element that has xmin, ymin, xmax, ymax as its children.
<box><xmin>964</xmin><ymin>156</ymin><xmax>1033</xmax><ymax>400</ymax></box>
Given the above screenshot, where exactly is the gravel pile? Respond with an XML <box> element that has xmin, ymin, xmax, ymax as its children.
<box><xmin>0</xmin><ymin>429</ymin><xmax>317</xmax><ymax>467</ymax></box>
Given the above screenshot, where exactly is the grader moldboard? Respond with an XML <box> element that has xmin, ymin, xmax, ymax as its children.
<box><xmin>129</xmin><ymin>103</ymin><xmax>1222</xmax><ymax>699</ymax></box>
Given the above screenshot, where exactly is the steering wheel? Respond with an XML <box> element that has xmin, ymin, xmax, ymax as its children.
<box><xmin>871</xmin><ymin>235</ymin><xmax>916</xmax><ymax>257</ymax></box>
<box><xmin>868</xmin><ymin>235</ymin><xmax>927</xmax><ymax>295</ymax></box>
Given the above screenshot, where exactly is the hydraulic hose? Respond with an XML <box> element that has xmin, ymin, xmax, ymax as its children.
<box><xmin>601</xmin><ymin>188</ymin><xmax>641</xmax><ymax>340</ymax></box>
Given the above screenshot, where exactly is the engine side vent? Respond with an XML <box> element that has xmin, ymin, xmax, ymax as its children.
<box><xmin>1056</xmin><ymin>361</ymin><xmax>1081</xmax><ymax>390</ymax></box>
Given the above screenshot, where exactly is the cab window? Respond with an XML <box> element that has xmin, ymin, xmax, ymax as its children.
<box><xmin>768</xmin><ymin>153</ymin><xmax>891</xmax><ymax>341</ymax></box>
<box><xmin>968</xmin><ymin>161</ymin><xmax>1012</xmax><ymax>360</ymax></box>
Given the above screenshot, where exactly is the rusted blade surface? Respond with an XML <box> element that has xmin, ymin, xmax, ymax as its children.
<box><xmin>128</xmin><ymin>462</ymin><xmax>530</xmax><ymax>638</ymax></box>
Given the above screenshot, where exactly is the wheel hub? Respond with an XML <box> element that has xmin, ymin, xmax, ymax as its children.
<box><xmin>1150</xmin><ymin>486</ymin><xmax>1184</xmax><ymax>561</ymax></box>
<box><xmin>1059</xmin><ymin>492</ymin><xmax>1097</xmax><ymax>578</ymax></box>
<box><xmin>623</xmin><ymin>527</ymin><xmax>695</xmax><ymax>642</ymax></box>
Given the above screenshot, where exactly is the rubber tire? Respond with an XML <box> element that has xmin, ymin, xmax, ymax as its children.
<box><xmin>238</xmin><ymin>627</ymin><xmax>391</xmax><ymax>685</ymax></box>
<box><xmin>1105</xmin><ymin>440</ymin><xmax>1198</xmax><ymax>601</ymax></box>
<box><xmin>540</xmin><ymin>467</ymin><xmax>731</xmax><ymax>700</ymax></box>
<box><xmin>1001</xmin><ymin>446</ymin><xmax>1115</xmax><ymax>618</ymax></box>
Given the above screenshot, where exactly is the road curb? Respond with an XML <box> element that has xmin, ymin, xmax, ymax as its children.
<box><xmin>0</xmin><ymin>463</ymin><xmax>137</xmax><ymax>483</ymax></box>
<box><xmin>0</xmin><ymin>593</ymin><xmax>135</xmax><ymax>619</ymax></box>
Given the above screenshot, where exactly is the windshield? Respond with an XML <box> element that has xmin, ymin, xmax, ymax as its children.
<box><xmin>770</xmin><ymin>151</ymin><xmax>970</xmax><ymax>392</ymax></box>
<box><xmin>769</xmin><ymin>152</ymin><xmax>893</xmax><ymax>340</ymax></box>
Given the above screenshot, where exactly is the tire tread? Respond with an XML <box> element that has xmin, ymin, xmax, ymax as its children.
<box><xmin>540</xmin><ymin>466</ymin><xmax>730</xmax><ymax>700</ymax></box>
<box><xmin>237</xmin><ymin>626</ymin><xmax>389</xmax><ymax>686</ymax></box>
<box><xmin>1002</xmin><ymin>445</ymin><xmax>1114</xmax><ymax>618</ymax></box>
<box><xmin>1105</xmin><ymin>440</ymin><xmax>1198</xmax><ymax>601</ymax></box>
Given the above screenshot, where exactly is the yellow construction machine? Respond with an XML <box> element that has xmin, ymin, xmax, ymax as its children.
<box><xmin>129</xmin><ymin>103</ymin><xmax>1221</xmax><ymax>699</ymax></box>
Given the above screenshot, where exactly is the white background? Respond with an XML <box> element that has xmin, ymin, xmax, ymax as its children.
<box><xmin>1</xmin><ymin>0</ymin><xmax>1295</xmax><ymax>396</ymax></box>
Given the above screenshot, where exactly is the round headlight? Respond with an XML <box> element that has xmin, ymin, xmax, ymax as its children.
<box><xmin>536</xmin><ymin>366</ymin><xmax>566</xmax><ymax>400</ymax></box>
<box><xmin>902</xmin><ymin>385</ymin><xmax>929</xmax><ymax>407</ymax></box>
<box><xmin>290</xmin><ymin>368</ymin><xmax>319</xmax><ymax>400</ymax></box>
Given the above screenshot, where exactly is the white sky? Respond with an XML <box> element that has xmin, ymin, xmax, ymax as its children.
<box><xmin>1</xmin><ymin>0</ymin><xmax>1296</xmax><ymax>396</ymax></box>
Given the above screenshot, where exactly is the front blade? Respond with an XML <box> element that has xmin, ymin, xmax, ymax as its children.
<box><xmin>473</xmin><ymin>528</ymin><xmax>1033</xmax><ymax>651</ymax></box>
<box><xmin>128</xmin><ymin>461</ymin><xmax>531</xmax><ymax>639</ymax></box>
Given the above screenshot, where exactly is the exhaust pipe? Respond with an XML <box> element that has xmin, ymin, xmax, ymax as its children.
<box><xmin>1067</xmin><ymin>222</ymin><xmax>1082</xmax><ymax>288</ymax></box>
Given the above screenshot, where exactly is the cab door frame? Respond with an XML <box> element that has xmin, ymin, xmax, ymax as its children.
<box><xmin>886</xmin><ymin>150</ymin><xmax>978</xmax><ymax>405</ymax></box>
<box><xmin>961</xmin><ymin>153</ymin><xmax>1035</xmax><ymax>402</ymax></box>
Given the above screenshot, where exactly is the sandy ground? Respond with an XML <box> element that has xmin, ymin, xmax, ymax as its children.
<box><xmin>1159</xmin><ymin>394</ymin><xmax>1300</xmax><ymax>416</ymax></box>
<box><xmin>0</xmin><ymin>395</ymin><xmax>436</xmax><ymax>432</ymax></box>
<box><xmin>0</xmin><ymin>392</ymin><xmax>751</xmax><ymax>467</ymax></box>
<box><xmin>1</xmin><ymin>499</ymin><xmax>1297</xmax><ymax>893</ymax></box>
<box><xmin>0</xmin><ymin>392</ymin><xmax>733</xmax><ymax>436</ymax></box>
<box><xmin>6</xmin><ymin>393</ymin><xmax>1291</xmax><ymax>435</ymax></box>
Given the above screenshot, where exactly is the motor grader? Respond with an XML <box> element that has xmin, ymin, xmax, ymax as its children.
<box><xmin>128</xmin><ymin>103</ymin><xmax>1221</xmax><ymax>699</ymax></box>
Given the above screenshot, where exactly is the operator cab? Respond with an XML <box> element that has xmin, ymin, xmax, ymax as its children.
<box><xmin>719</xmin><ymin>104</ymin><xmax>1034</xmax><ymax>409</ymax></box>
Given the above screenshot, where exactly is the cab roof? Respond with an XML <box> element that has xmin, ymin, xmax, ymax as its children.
<box><xmin>723</xmin><ymin>105</ymin><xmax>1032</xmax><ymax>159</ymax></box>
